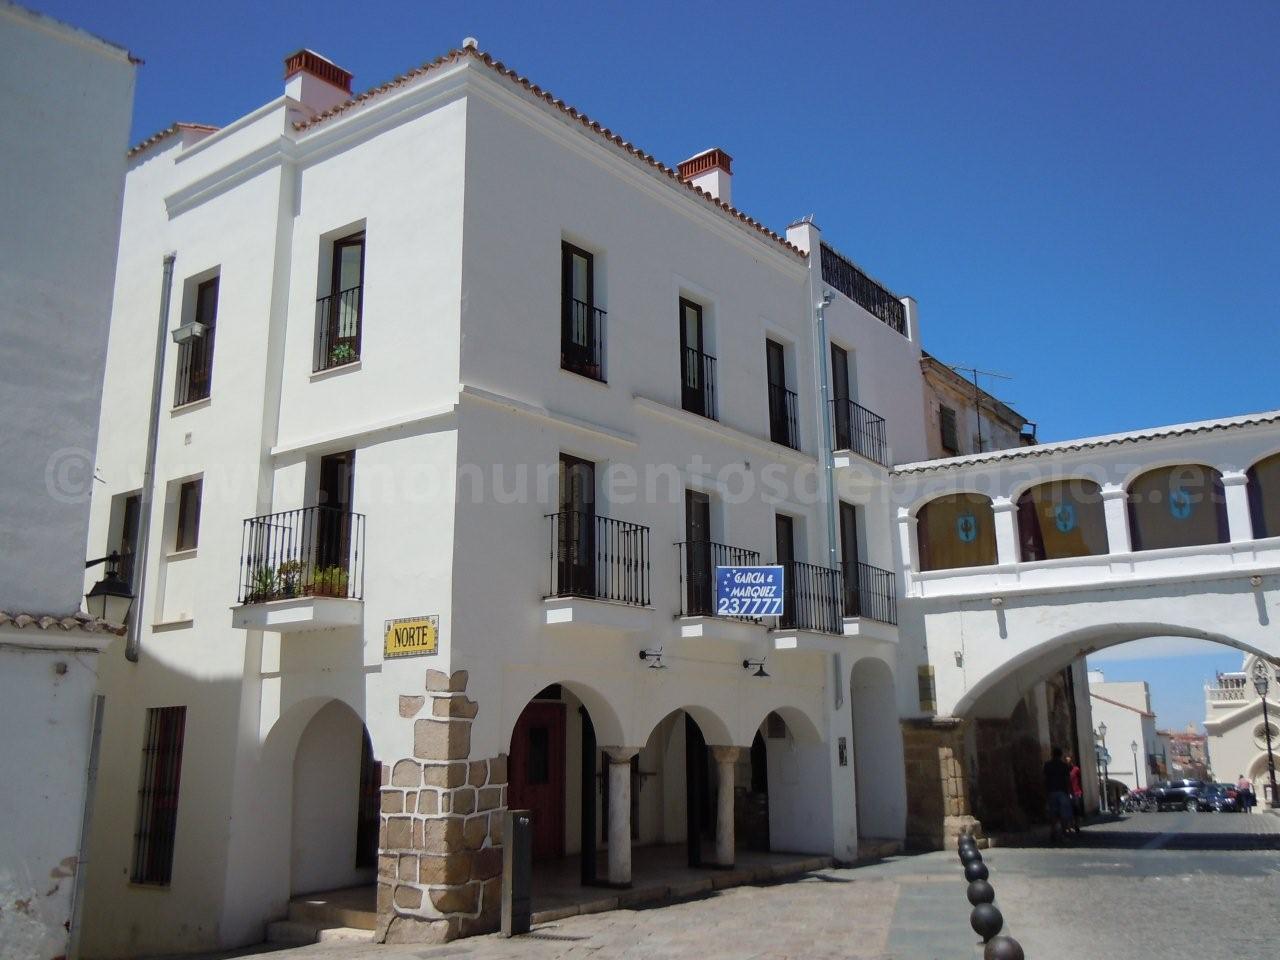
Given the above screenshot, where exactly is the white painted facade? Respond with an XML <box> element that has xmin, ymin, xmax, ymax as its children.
<box><xmin>1086</xmin><ymin>673</ymin><xmax>1160</xmax><ymax>791</ymax></box>
<box><xmin>0</xmin><ymin>5</ymin><xmax>135</xmax><ymax>959</ymax></box>
<box><xmin>79</xmin><ymin>46</ymin><xmax>923</xmax><ymax>955</ymax></box>
<box><xmin>1204</xmin><ymin>656</ymin><xmax>1280</xmax><ymax>803</ymax></box>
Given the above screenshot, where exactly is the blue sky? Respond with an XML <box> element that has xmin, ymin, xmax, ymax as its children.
<box><xmin>35</xmin><ymin>1</ymin><xmax>1277</xmax><ymax>727</ymax></box>
<box><xmin>1088</xmin><ymin>640</ymin><xmax>1243</xmax><ymax>734</ymax></box>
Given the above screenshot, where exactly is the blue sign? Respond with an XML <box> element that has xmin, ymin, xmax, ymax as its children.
<box><xmin>1169</xmin><ymin>487</ymin><xmax>1193</xmax><ymax>520</ymax></box>
<box><xmin>715</xmin><ymin>565</ymin><xmax>784</xmax><ymax>617</ymax></box>
<box><xmin>1054</xmin><ymin>504</ymin><xmax>1077</xmax><ymax>534</ymax></box>
<box><xmin>956</xmin><ymin>512</ymin><xmax>978</xmax><ymax>543</ymax></box>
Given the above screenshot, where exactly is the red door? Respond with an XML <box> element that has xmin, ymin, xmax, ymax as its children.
<box><xmin>508</xmin><ymin>702</ymin><xmax>566</xmax><ymax>860</ymax></box>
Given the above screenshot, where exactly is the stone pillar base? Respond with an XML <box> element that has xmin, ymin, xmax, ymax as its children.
<box><xmin>901</xmin><ymin>717</ymin><xmax>985</xmax><ymax>851</ymax></box>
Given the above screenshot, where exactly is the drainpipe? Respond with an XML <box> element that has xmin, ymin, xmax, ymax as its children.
<box><xmin>814</xmin><ymin>290</ymin><xmax>841</xmax><ymax>709</ymax></box>
<box><xmin>126</xmin><ymin>253</ymin><xmax>175</xmax><ymax>662</ymax></box>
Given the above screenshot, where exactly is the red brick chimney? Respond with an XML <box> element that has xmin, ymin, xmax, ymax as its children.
<box><xmin>678</xmin><ymin>148</ymin><xmax>733</xmax><ymax>204</ymax></box>
<box><xmin>284</xmin><ymin>49</ymin><xmax>352</xmax><ymax>113</ymax></box>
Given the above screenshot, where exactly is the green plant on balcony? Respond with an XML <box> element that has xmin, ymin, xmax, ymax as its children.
<box><xmin>248</xmin><ymin>564</ymin><xmax>277</xmax><ymax>603</ymax></box>
<box><xmin>277</xmin><ymin>559</ymin><xmax>305</xmax><ymax>598</ymax></box>
<box><xmin>328</xmin><ymin>342</ymin><xmax>357</xmax><ymax>366</ymax></box>
<box><xmin>310</xmin><ymin>565</ymin><xmax>350</xmax><ymax>598</ymax></box>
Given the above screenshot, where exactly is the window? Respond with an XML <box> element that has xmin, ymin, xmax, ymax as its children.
<box><xmin>555</xmin><ymin>455</ymin><xmax>596</xmax><ymax>597</ymax></box>
<box><xmin>831</xmin><ymin>344</ymin><xmax>852</xmax><ymax>449</ymax></box>
<box><xmin>175</xmin><ymin>277</ymin><xmax>218</xmax><ymax>406</ymax></box>
<box><xmin>131</xmin><ymin>706</ymin><xmax>187</xmax><ymax>885</ymax></box>
<box><xmin>684</xmin><ymin>490</ymin><xmax>713</xmax><ymax>615</ymax></box>
<box><xmin>1247</xmin><ymin>452</ymin><xmax>1280</xmax><ymax>539</ymax></box>
<box><xmin>174</xmin><ymin>479</ymin><xmax>202</xmax><ymax>551</ymax></box>
<box><xmin>1017</xmin><ymin>479</ymin><xmax>1109</xmax><ymax>561</ymax></box>
<box><xmin>916</xmin><ymin>493</ymin><xmax>997</xmax><ymax>571</ymax></box>
<box><xmin>939</xmin><ymin>405</ymin><xmax>959</xmax><ymax>454</ymax></box>
<box><xmin>561</xmin><ymin>242</ymin><xmax>604</xmax><ymax>380</ymax></box>
<box><xmin>115</xmin><ymin>492</ymin><xmax>141</xmax><ymax>586</ymax></box>
<box><xmin>316</xmin><ymin>451</ymin><xmax>355</xmax><ymax>572</ymax></box>
<box><xmin>679</xmin><ymin>298</ymin><xmax>716</xmax><ymax>419</ymax></box>
<box><xmin>315</xmin><ymin>231</ymin><xmax>364</xmax><ymax>371</ymax></box>
<box><xmin>1128</xmin><ymin>464</ymin><xmax>1228</xmax><ymax>551</ymax></box>
<box><xmin>766</xmin><ymin>339</ymin><xmax>798</xmax><ymax>449</ymax></box>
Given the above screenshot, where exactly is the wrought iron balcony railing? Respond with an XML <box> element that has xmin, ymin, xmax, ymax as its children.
<box><xmin>843</xmin><ymin>560</ymin><xmax>897</xmax><ymax>625</ymax></box>
<box><xmin>239</xmin><ymin>505</ymin><xmax>365</xmax><ymax>603</ymax></box>
<box><xmin>676</xmin><ymin>540</ymin><xmax>762</xmax><ymax>618</ymax></box>
<box><xmin>562</xmin><ymin>298</ymin><xmax>606</xmax><ymax>381</ymax></box>
<box><xmin>315</xmin><ymin>284</ymin><xmax>363</xmax><ymax>372</ymax></box>
<box><xmin>819</xmin><ymin>244</ymin><xmax>906</xmax><ymax>336</ymax></box>
<box><xmin>778</xmin><ymin>560</ymin><xmax>844</xmax><ymax>634</ymax></box>
<box><xmin>681</xmin><ymin>347</ymin><xmax>717</xmax><ymax>421</ymax></box>
<box><xmin>546</xmin><ymin>510</ymin><xmax>650</xmax><ymax>606</ymax></box>
<box><xmin>832</xmin><ymin>398</ymin><xmax>889</xmax><ymax>467</ymax></box>
<box><xmin>768</xmin><ymin>382</ymin><xmax>800</xmax><ymax>450</ymax></box>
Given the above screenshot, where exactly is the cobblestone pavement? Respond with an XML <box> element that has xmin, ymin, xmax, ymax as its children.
<box><xmin>190</xmin><ymin>812</ymin><xmax>1280</xmax><ymax>960</ymax></box>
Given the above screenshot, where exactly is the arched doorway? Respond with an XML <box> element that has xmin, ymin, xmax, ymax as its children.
<box><xmin>290</xmin><ymin>700</ymin><xmax>378</xmax><ymax>895</ymax></box>
<box><xmin>749</xmin><ymin>707</ymin><xmax>830</xmax><ymax>854</ymax></box>
<box><xmin>849</xmin><ymin>658</ymin><xmax>905</xmax><ymax>842</ymax></box>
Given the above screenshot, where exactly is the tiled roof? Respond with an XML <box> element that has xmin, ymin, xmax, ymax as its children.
<box><xmin>0</xmin><ymin>609</ymin><xmax>124</xmax><ymax>637</ymax></box>
<box><xmin>127</xmin><ymin>122</ymin><xmax>219</xmax><ymax>159</ymax></box>
<box><xmin>293</xmin><ymin>46</ymin><xmax>806</xmax><ymax>258</ymax></box>
<box><xmin>893</xmin><ymin>409</ymin><xmax>1280</xmax><ymax>475</ymax></box>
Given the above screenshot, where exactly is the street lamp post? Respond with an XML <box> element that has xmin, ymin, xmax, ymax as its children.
<box><xmin>1131</xmin><ymin>740</ymin><xmax>1140</xmax><ymax>791</ymax></box>
<box><xmin>1251</xmin><ymin>660</ymin><xmax>1280</xmax><ymax>809</ymax></box>
<box><xmin>84</xmin><ymin>551</ymin><xmax>134</xmax><ymax>627</ymax></box>
<box><xmin>1096</xmin><ymin>722</ymin><xmax>1110</xmax><ymax>814</ymax></box>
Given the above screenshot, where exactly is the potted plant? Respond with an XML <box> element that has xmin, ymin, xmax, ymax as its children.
<box><xmin>276</xmin><ymin>559</ymin><xmax>304</xmax><ymax>598</ymax></box>
<box><xmin>248</xmin><ymin>564</ymin><xmax>277</xmax><ymax>603</ymax></box>
<box><xmin>311</xmin><ymin>565</ymin><xmax>350</xmax><ymax>598</ymax></box>
<box><xmin>329</xmin><ymin>342</ymin><xmax>357</xmax><ymax>366</ymax></box>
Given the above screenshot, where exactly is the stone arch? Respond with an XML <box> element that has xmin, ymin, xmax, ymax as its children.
<box><xmin>955</xmin><ymin>622</ymin><xmax>1276</xmax><ymax>720</ymax></box>
<box><xmin>501</xmin><ymin>676</ymin><xmax>624</xmax><ymax>752</ymax></box>
<box><xmin>1126</xmin><ymin>463</ymin><xmax>1228</xmax><ymax>550</ymax></box>
<box><xmin>1014</xmin><ymin>478</ymin><xmax>1108</xmax><ymax>562</ymax></box>
<box><xmin>849</xmin><ymin>656</ymin><xmax>906</xmax><ymax>842</ymax></box>
<box><xmin>1246</xmin><ymin>451</ymin><xmax>1280</xmax><ymax>539</ymax></box>
<box><xmin>732</xmin><ymin>700</ymin><xmax>823</xmax><ymax>748</ymax></box>
<box><xmin>915</xmin><ymin>492</ymin><xmax>997</xmax><ymax>571</ymax></box>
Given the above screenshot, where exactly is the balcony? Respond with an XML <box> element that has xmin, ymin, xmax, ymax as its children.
<box><xmin>231</xmin><ymin>505</ymin><xmax>365</xmax><ymax>633</ymax></box>
<box><xmin>681</xmin><ymin>347</ymin><xmax>717</xmax><ymax>420</ymax></box>
<box><xmin>1206</xmin><ymin>679</ymin><xmax>1248</xmax><ymax>705</ymax></box>
<box><xmin>562</xmin><ymin>298</ymin><xmax>606</xmax><ymax>382</ymax></box>
<box><xmin>843</xmin><ymin>560</ymin><xmax>897</xmax><ymax>625</ymax></box>
<box><xmin>315</xmin><ymin>284</ymin><xmax>362</xmax><ymax>372</ymax></box>
<box><xmin>819</xmin><ymin>243</ymin><xmax>906</xmax><ymax>336</ymax></box>
<box><xmin>779</xmin><ymin>560</ymin><xmax>844</xmax><ymax>634</ymax></box>
<box><xmin>768</xmin><ymin>382</ymin><xmax>800</xmax><ymax>450</ymax></box>
<box><xmin>543</xmin><ymin>511</ymin><xmax>652</xmax><ymax>633</ymax></box>
<box><xmin>675</xmin><ymin>540</ymin><xmax>764</xmax><ymax>644</ymax></box>
<box><xmin>832</xmin><ymin>398</ymin><xmax>888</xmax><ymax>467</ymax></box>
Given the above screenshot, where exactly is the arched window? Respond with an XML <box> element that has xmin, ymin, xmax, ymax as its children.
<box><xmin>1017</xmin><ymin>479</ymin><xmax>1108</xmax><ymax>562</ymax></box>
<box><xmin>916</xmin><ymin>493</ymin><xmax>996</xmax><ymax>571</ymax></box>
<box><xmin>1127</xmin><ymin>464</ymin><xmax>1227</xmax><ymax>551</ymax></box>
<box><xmin>1247</xmin><ymin>452</ymin><xmax>1280</xmax><ymax>539</ymax></box>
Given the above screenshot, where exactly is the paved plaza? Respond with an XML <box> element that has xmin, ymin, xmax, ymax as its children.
<box><xmin>188</xmin><ymin>812</ymin><xmax>1280</xmax><ymax>960</ymax></box>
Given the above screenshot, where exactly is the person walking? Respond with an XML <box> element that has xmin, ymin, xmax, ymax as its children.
<box><xmin>1237</xmin><ymin>774</ymin><xmax>1254</xmax><ymax>813</ymax></box>
<box><xmin>1044</xmin><ymin>746</ymin><xmax>1073</xmax><ymax>843</ymax></box>
<box><xmin>1067</xmin><ymin>754</ymin><xmax>1084</xmax><ymax>832</ymax></box>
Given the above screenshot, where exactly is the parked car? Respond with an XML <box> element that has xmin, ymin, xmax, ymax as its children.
<box><xmin>1197</xmin><ymin>783</ymin><xmax>1240</xmax><ymax>812</ymax></box>
<box><xmin>1152</xmin><ymin>779</ymin><xmax>1207</xmax><ymax>811</ymax></box>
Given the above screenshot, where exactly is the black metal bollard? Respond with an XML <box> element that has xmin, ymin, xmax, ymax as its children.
<box><xmin>964</xmin><ymin>859</ymin><xmax>990</xmax><ymax>882</ymax></box>
<box><xmin>966</xmin><ymin>878</ymin><xmax>995</xmax><ymax>905</ymax></box>
<box><xmin>501</xmin><ymin>809</ymin><xmax>532</xmax><ymax>937</ymax></box>
<box><xmin>960</xmin><ymin>845</ymin><xmax>983</xmax><ymax>865</ymax></box>
<box><xmin>983</xmin><ymin>934</ymin><xmax>1025</xmax><ymax>960</ymax></box>
<box><xmin>970</xmin><ymin>902</ymin><xmax>1003</xmax><ymax>943</ymax></box>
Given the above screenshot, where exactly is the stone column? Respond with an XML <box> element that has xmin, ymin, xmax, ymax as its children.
<box><xmin>710</xmin><ymin>746</ymin><xmax>743</xmax><ymax>867</ymax></box>
<box><xmin>1100</xmin><ymin>484</ymin><xmax>1132</xmax><ymax>554</ymax></box>
<box><xmin>991</xmin><ymin>497</ymin><xmax>1019</xmax><ymax>566</ymax></box>
<box><xmin>901</xmin><ymin>717</ymin><xmax>983</xmax><ymax>850</ymax></box>
<box><xmin>1221</xmin><ymin>471</ymin><xmax>1254</xmax><ymax>543</ymax></box>
<box><xmin>603</xmin><ymin>747</ymin><xmax>639</xmax><ymax>886</ymax></box>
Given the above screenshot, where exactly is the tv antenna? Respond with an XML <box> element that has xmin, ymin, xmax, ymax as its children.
<box><xmin>942</xmin><ymin>363</ymin><xmax>1013</xmax><ymax>453</ymax></box>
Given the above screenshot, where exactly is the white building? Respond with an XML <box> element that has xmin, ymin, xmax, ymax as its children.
<box><xmin>79</xmin><ymin>44</ymin><xmax>927</xmax><ymax>954</ymax></box>
<box><xmin>1204</xmin><ymin>657</ymin><xmax>1280</xmax><ymax>803</ymax></box>
<box><xmin>0</xmin><ymin>4</ymin><xmax>136</xmax><ymax>959</ymax></box>
<box><xmin>1086</xmin><ymin>671</ymin><xmax>1160</xmax><ymax>793</ymax></box>
<box><xmin>71</xmin><ymin>36</ymin><xmax>1280</xmax><ymax>959</ymax></box>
